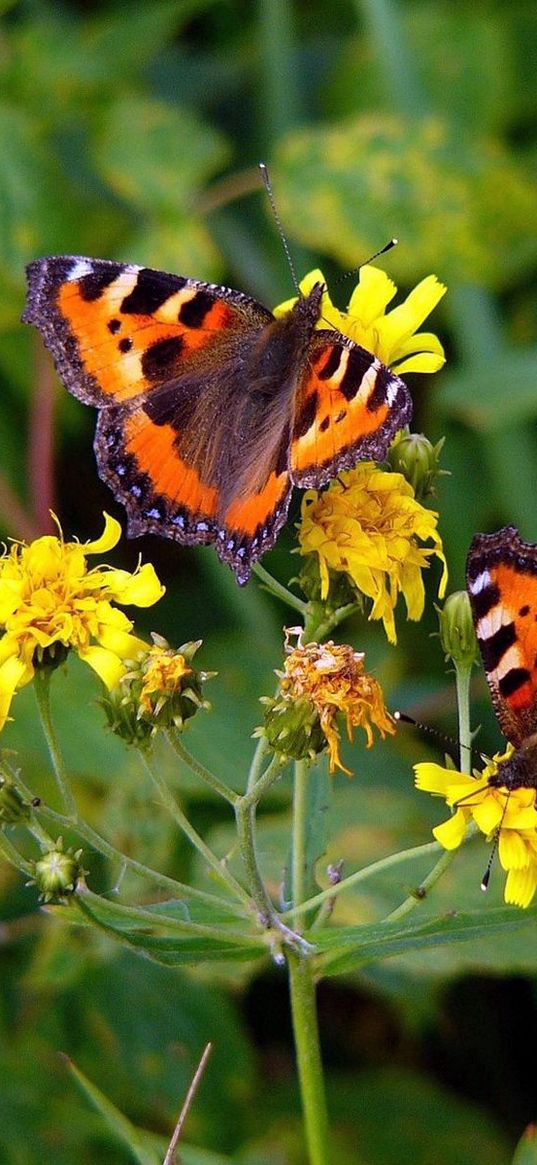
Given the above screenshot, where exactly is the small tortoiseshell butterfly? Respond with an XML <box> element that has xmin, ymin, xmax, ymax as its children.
<box><xmin>467</xmin><ymin>525</ymin><xmax>537</xmax><ymax>792</ymax></box>
<box><xmin>23</xmin><ymin>257</ymin><xmax>411</xmax><ymax>584</ymax></box>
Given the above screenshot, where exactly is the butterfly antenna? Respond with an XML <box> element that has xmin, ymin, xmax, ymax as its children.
<box><xmin>259</xmin><ymin>162</ymin><xmax>299</xmax><ymax>294</ymax></box>
<box><xmin>334</xmin><ymin>239</ymin><xmax>398</xmax><ymax>289</ymax></box>
<box><xmin>394</xmin><ymin>710</ymin><xmax>460</xmax><ymax>763</ymax></box>
<box><xmin>480</xmin><ymin>789</ymin><xmax>511</xmax><ymax>892</ymax></box>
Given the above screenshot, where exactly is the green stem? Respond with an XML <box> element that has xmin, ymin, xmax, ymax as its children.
<box><xmin>139</xmin><ymin>752</ymin><xmax>251</xmax><ymax>909</ymax></box>
<box><xmin>235</xmin><ymin>797</ymin><xmax>275</xmax><ymax>924</ymax></box>
<box><xmin>0</xmin><ymin>832</ymin><xmax>34</xmax><ymax>876</ymax></box>
<box><xmin>33</xmin><ymin>669</ymin><xmax>77</xmax><ymax>818</ymax></box>
<box><xmin>385</xmin><ymin>849</ymin><xmax>456</xmax><ymax>922</ymax></box>
<box><xmin>455</xmin><ymin>663</ymin><xmax>472</xmax><ymax>773</ymax></box>
<box><xmin>252</xmin><ymin>562</ymin><xmax>308</xmax><ymax>615</ymax></box>
<box><xmin>37</xmin><ymin>801</ymin><xmax>244</xmax><ymax>914</ymax></box>
<box><xmin>281</xmin><ymin>839</ymin><xmax>440</xmax><ymax>920</ymax></box>
<box><xmin>303</xmin><ymin>603</ymin><xmax>359</xmax><ymax>644</ymax></box>
<box><xmin>246</xmin><ymin>735</ymin><xmax>271</xmax><ymax>796</ymax></box>
<box><xmin>291</xmin><ymin>759</ymin><xmax>309</xmax><ymax>932</ymax></box>
<box><xmin>287</xmin><ymin>949</ymin><xmax>330</xmax><ymax>1165</ymax></box>
<box><xmin>165</xmin><ymin>732</ymin><xmax>239</xmax><ymax>805</ymax></box>
<box><xmin>385</xmin><ymin>827</ymin><xmax>478</xmax><ymax>923</ymax></box>
<box><xmin>240</xmin><ymin>754</ymin><xmax>284</xmax><ymax>811</ymax></box>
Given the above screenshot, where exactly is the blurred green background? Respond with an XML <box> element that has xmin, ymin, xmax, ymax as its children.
<box><xmin>1</xmin><ymin>0</ymin><xmax>537</xmax><ymax>1162</ymax></box>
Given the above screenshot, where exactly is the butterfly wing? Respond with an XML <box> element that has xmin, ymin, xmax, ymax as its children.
<box><xmin>23</xmin><ymin>256</ymin><xmax>291</xmax><ymax>582</ymax></box>
<box><xmin>467</xmin><ymin>526</ymin><xmax>537</xmax><ymax>747</ymax></box>
<box><xmin>290</xmin><ymin>330</ymin><xmax>412</xmax><ymax>487</ymax></box>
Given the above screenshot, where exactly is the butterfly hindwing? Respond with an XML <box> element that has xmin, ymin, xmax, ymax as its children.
<box><xmin>467</xmin><ymin>526</ymin><xmax>537</xmax><ymax>748</ymax></box>
<box><xmin>290</xmin><ymin>331</ymin><xmax>412</xmax><ymax>487</ymax></box>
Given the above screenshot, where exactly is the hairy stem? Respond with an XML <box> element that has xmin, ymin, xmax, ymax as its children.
<box><xmin>287</xmin><ymin>949</ymin><xmax>330</xmax><ymax>1165</ymax></box>
<box><xmin>166</xmin><ymin>732</ymin><xmax>239</xmax><ymax>805</ymax></box>
<box><xmin>33</xmin><ymin>669</ymin><xmax>77</xmax><ymax>819</ymax></box>
<box><xmin>140</xmin><ymin>752</ymin><xmax>251</xmax><ymax>908</ymax></box>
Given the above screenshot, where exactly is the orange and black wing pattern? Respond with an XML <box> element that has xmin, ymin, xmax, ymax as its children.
<box><xmin>23</xmin><ymin>256</ymin><xmax>291</xmax><ymax>583</ymax></box>
<box><xmin>23</xmin><ymin>260</ymin><xmax>412</xmax><ymax>584</ymax></box>
<box><xmin>290</xmin><ymin>330</ymin><xmax>411</xmax><ymax>487</ymax></box>
<box><xmin>467</xmin><ymin>526</ymin><xmax>537</xmax><ymax>747</ymax></box>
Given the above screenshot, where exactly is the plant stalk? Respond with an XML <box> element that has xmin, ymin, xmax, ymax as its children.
<box><xmin>33</xmin><ymin>669</ymin><xmax>77</xmax><ymax>818</ymax></box>
<box><xmin>287</xmin><ymin>949</ymin><xmax>330</xmax><ymax>1165</ymax></box>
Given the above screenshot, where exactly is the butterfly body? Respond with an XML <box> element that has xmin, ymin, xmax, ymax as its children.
<box><xmin>23</xmin><ymin>256</ymin><xmax>411</xmax><ymax>583</ymax></box>
<box><xmin>467</xmin><ymin>525</ymin><xmax>537</xmax><ymax>792</ymax></box>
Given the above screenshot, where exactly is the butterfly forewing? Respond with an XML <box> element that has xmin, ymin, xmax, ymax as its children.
<box><xmin>467</xmin><ymin>526</ymin><xmax>537</xmax><ymax>748</ymax></box>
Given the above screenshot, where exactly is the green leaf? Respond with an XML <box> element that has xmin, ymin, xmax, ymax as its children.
<box><xmin>67</xmin><ymin>1058</ymin><xmax>160</xmax><ymax>1165</ymax></box>
<box><xmin>313</xmin><ymin>903</ymin><xmax>537</xmax><ymax>977</ymax></box>
<box><xmin>73</xmin><ymin>889</ymin><xmax>265</xmax><ymax>967</ymax></box>
<box><xmin>324</xmin><ymin>1068</ymin><xmax>510</xmax><ymax>1165</ymax></box>
<box><xmin>512</xmin><ymin>1124</ymin><xmax>537</xmax><ymax>1165</ymax></box>
<box><xmin>119</xmin><ymin>215</ymin><xmax>224</xmax><ymax>281</ymax></box>
<box><xmin>274</xmin><ymin>115</ymin><xmax>537</xmax><ymax>287</ymax></box>
<box><xmin>436</xmin><ymin>349</ymin><xmax>537</xmax><ymax>430</ymax></box>
<box><xmin>93</xmin><ymin>96</ymin><xmax>230</xmax><ymax>214</ymax></box>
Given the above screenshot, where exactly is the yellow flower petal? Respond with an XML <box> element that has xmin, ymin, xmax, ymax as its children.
<box><xmin>414</xmin><ymin>762</ymin><xmax>461</xmax><ymax>796</ymax></box>
<box><xmin>504</xmin><ymin>865</ymin><xmax>537</xmax><ymax>909</ymax></box>
<box><xmin>0</xmin><ymin>655</ymin><xmax>32</xmax><ymax>730</ymax></box>
<box><xmin>433</xmin><ymin>810</ymin><xmax>468</xmax><ymax>849</ymax></box>
<box><xmin>0</xmin><ymin>514</ymin><xmax>163</xmax><ymax>706</ymax></box>
<box><xmin>416</xmin><ymin>747</ymin><xmax>537</xmax><ymax>909</ymax></box>
<box><xmin>395</xmin><ymin>352</ymin><xmax>446</xmax><ymax>375</ymax></box>
<box><xmin>105</xmin><ymin>563</ymin><xmax>165</xmax><ymax>607</ymax></box>
<box><xmin>347</xmin><ymin>266</ymin><xmax>397</xmax><ymax>324</ymax></box>
<box><xmin>78</xmin><ymin>645</ymin><xmax>129</xmax><ymax>691</ymax></box>
<box><xmin>83</xmin><ymin>513</ymin><xmax>122</xmax><ymax>555</ymax></box>
<box><xmin>498</xmin><ymin>830</ymin><xmax>530</xmax><ymax>871</ymax></box>
<box><xmin>299</xmin><ymin>464</ymin><xmax>447</xmax><ymax>644</ymax></box>
<box><xmin>472</xmin><ymin>796</ymin><xmax>503</xmax><ymax>835</ymax></box>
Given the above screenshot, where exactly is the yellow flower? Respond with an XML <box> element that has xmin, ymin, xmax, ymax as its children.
<box><xmin>298</xmin><ymin>462</ymin><xmax>448</xmax><ymax>644</ymax></box>
<box><xmin>263</xmin><ymin>638</ymin><xmax>395</xmax><ymax>775</ymax></box>
<box><xmin>415</xmin><ymin>749</ymin><xmax>537</xmax><ymax>908</ymax></box>
<box><xmin>274</xmin><ymin>266</ymin><xmax>446</xmax><ymax>374</ymax></box>
<box><xmin>0</xmin><ymin>513</ymin><xmax>164</xmax><ymax>729</ymax></box>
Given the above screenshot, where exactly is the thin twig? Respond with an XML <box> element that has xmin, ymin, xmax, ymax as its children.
<box><xmin>163</xmin><ymin>1043</ymin><xmax>213</xmax><ymax>1165</ymax></box>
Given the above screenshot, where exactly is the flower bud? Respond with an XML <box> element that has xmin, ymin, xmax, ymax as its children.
<box><xmin>258</xmin><ymin>694</ymin><xmax>327</xmax><ymax>763</ymax></box>
<box><xmin>387</xmin><ymin>430</ymin><xmax>446</xmax><ymax>500</ymax></box>
<box><xmin>30</xmin><ymin>838</ymin><xmax>84</xmax><ymax>903</ymax></box>
<box><xmin>102</xmin><ymin>635</ymin><xmax>213</xmax><ymax>745</ymax></box>
<box><xmin>0</xmin><ymin>775</ymin><xmax>32</xmax><ymax>824</ymax></box>
<box><xmin>438</xmin><ymin>591</ymin><xmax>478</xmax><ymax>669</ymax></box>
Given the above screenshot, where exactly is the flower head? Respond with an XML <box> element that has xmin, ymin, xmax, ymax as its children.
<box><xmin>261</xmin><ymin>637</ymin><xmax>395</xmax><ymax>774</ymax></box>
<box><xmin>298</xmin><ymin>462</ymin><xmax>447</xmax><ymax>644</ymax></box>
<box><xmin>0</xmin><ymin>513</ymin><xmax>164</xmax><ymax>730</ymax></box>
<box><xmin>415</xmin><ymin>749</ymin><xmax>537</xmax><ymax>907</ymax></box>
<box><xmin>30</xmin><ymin>837</ymin><xmax>85</xmax><ymax>904</ymax></box>
<box><xmin>102</xmin><ymin>635</ymin><xmax>213</xmax><ymax>745</ymax></box>
<box><xmin>274</xmin><ymin>265</ymin><xmax>446</xmax><ymax>374</ymax></box>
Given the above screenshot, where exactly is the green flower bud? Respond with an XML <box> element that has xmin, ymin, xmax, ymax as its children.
<box><xmin>387</xmin><ymin>430</ymin><xmax>447</xmax><ymax>500</ymax></box>
<box><xmin>102</xmin><ymin>636</ymin><xmax>214</xmax><ymax>745</ymax></box>
<box><xmin>257</xmin><ymin>694</ymin><xmax>326</xmax><ymax>763</ymax></box>
<box><xmin>296</xmin><ymin>553</ymin><xmax>357</xmax><ymax>609</ymax></box>
<box><xmin>0</xmin><ymin>776</ymin><xmax>32</xmax><ymax>824</ymax></box>
<box><xmin>31</xmin><ymin>839</ymin><xmax>84</xmax><ymax>903</ymax></box>
<box><xmin>438</xmin><ymin>591</ymin><xmax>478</xmax><ymax>669</ymax></box>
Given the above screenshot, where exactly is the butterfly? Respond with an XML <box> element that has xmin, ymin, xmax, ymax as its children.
<box><xmin>467</xmin><ymin>525</ymin><xmax>537</xmax><ymax>792</ymax></box>
<box><xmin>23</xmin><ymin>257</ymin><xmax>412</xmax><ymax>584</ymax></box>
